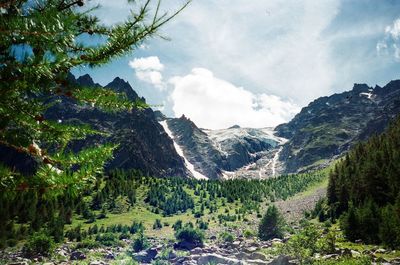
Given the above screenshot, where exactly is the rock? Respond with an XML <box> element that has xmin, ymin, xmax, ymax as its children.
<box><xmin>244</xmin><ymin>246</ymin><xmax>258</xmax><ymax>253</ymax></box>
<box><xmin>322</xmin><ymin>254</ymin><xmax>339</xmax><ymax>260</ymax></box>
<box><xmin>268</xmin><ymin>255</ymin><xmax>294</xmax><ymax>265</ymax></box>
<box><xmin>104</xmin><ymin>252</ymin><xmax>115</xmax><ymax>260</ymax></box>
<box><xmin>133</xmin><ymin>248</ymin><xmax>158</xmax><ymax>263</ymax></box>
<box><xmin>197</xmin><ymin>254</ymin><xmax>242</xmax><ymax>265</ymax></box>
<box><xmin>341</xmin><ymin>248</ymin><xmax>352</xmax><ymax>256</ymax></box>
<box><xmin>351</xmin><ymin>250</ymin><xmax>361</xmax><ymax>257</ymax></box>
<box><xmin>70</xmin><ymin>251</ymin><xmax>86</xmax><ymax>260</ymax></box>
<box><xmin>90</xmin><ymin>261</ymin><xmax>108</xmax><ymax>265</ymax></box>
<box><xmin>190</xmin><ymin>247</ymin><xmax>203</xmax><ymax>255</ymax></box>
<box><xmin>375</xmin><ymin>248</ymin><xmax>387</xmax><ymax>254</ymax></box>
<box><xmin>248</xmin><ymin>252</ymin><xmax>267</xmax><ymax>260</ymax></box>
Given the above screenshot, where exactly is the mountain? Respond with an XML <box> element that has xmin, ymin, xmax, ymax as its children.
<box><xmin>162</xmin><ymin>115</ymin><xmax>284</xmax><ymax>179</ymax></box>
<box><xmin>276</xmin><ymin>80</ymin><xmax>400</xmax><ymax>173</ymax></box>
<box><xmin>29</xmin><ymin>74</ymin><xmax>189</xmax><ymax>178</ymax></box>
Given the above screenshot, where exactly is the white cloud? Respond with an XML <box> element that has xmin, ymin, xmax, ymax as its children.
<box><xmin>378</xmin><ymin>18</ymin><xmax>400</xmax><ymax>61</ymax></box>
<box><xmin>159</xmin><ymin>0</ymin><xmax>341</xmax><ymax>106</ymax></box>
<box><xmin>129</xmin><ymin>56</ymin><xmax>164</xmax><ymax>71</ymax></box>
<box><xmin>385</xmin><ymin>18</ymin><xmax>400</xmax><ymax>40</ymax></box>
<box><xmin>169</xmin><ymin>68</ymin><xmax>300</xmax><ymax>129</ymax></box>
<box><xmin>129</xmin><ymin>56</ymin><xmax>166</xmax><ymax>90</ymax></box>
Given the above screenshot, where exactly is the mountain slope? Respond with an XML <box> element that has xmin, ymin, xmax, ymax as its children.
<box><xmin>43</xmin><ymin>74</ymin><xmax>189</xmax><ymax>178</ymax></box>
<box><xmin>276</xmin><ymin>80</ymin><xmax>400</xmax><ymax>173</ymax></box>
<box><xmin>164</xmin><ymin>116</ymin><xmax>283</xmax><ymax>179</ymax></box>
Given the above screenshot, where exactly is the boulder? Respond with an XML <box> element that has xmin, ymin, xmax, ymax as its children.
<box><xmin>268</xmin><ymin>255</ymin><xmax>294</xmax><ymax>265</ymax></box>
<box><xmin>70</xmin><ymin>251</ymin><xmax>86</xmax><ymax>260</ymax></box>
<box><xmin>133</xmin><ymin>248</ymin><xmax>158</xmax><ymax>263</ymax></box>
<box><xmin>89</xmin><ymin>261</ymin><xmax>108</xmax><ymax>265</ymax></box>
<box><xmin>248</xmin><ymin>252</ymin><xmax>267</xmax><ymax>260</ymax></box>
<box><xmin>104</xmin><ymin>252</ymin><xmax>116</xmax><ymax>260</ymax></box>
<box><xmin>197</xmin><ymin>254</ymin><xmax>242</xmax><ymax>265</ymax></box>
<box><xmin>190</xmin><ymin>247</ymin><xmax>203</xmax><ymax>255</ymax></box>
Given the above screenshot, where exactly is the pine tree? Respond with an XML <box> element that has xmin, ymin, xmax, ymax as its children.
<box><xmin>258</xmin><ymin>205</ymin><xmax>285</xmax><ymax>240</ymax></box>
<box><xmin>0</xmin><ymin>0</ymin><xmax>190</xmax><ymax>196</ymax></box>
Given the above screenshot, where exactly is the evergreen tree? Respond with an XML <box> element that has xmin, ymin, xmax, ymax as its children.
<box><xmin>0</xmin><ymin>0</ymin><xmax>190</xmax><ymax>195</ymax></box>
<box><xmin>258</xmin><ymin>205</ymin><xmax>285</xmax><ymax>240</ymax></box>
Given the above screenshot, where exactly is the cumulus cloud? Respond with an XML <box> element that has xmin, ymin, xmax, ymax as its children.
<box><xmin>129</xmin><ymin>56</ymin><xmax>166</xmax><ymax>90</ymax></box>
<box><xmin>385</xmin><ymin>19</ymin><xmax>400</xmax><ymax>40</ymax></box>
<box><xmin>169</xmin><ymin>68</ymin><xmax>299</xmax><ymax>129</ymax></box>
<box><xmin>378</xmin><ymin>18</ymin><xmax>400</xmax><ymax>61</ymax></box>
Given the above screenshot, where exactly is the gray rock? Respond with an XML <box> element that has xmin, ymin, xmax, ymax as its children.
<box><xmin>70</xmin><ymin>251</ymin><xmax>86</xmax><ymax>260</ymax></box>
<box><xmin>89</xmin><ymin>261</ymin><xmax>108</xmax><ymax>265</ymax></box>
<box><xmin>104</xmin><ymin>252</ymin><xmax>116</xmax><ymax>260</ymax></box>
<box><xmin>248</xmin><ymin>252</ymin><xmax>267</xmax><ymax>260</ymax></box>
<box><xmin>190</xmin><ymin>247</ymin><xmax>203</xmax><ymax>255</ymax></box>
<box><xmin>133</xmin><ymin>248</ymin><xmax>158</xmax><ymax>263</ymax></box>
<box><xmin>268</xmin><ymin>255</ymin><xmax>294</xmax><ymax>265</ymax></box>
<box><xmin>197</xmin><ymin>254</ymin><xmax>242</xmax><ymax>265</ymax></box>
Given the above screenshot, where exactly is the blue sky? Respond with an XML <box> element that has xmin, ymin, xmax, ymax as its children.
<box><xmin>72</xmin><ymin>0</ymin><xmax>400</xmax><ymax>129</ymax></box>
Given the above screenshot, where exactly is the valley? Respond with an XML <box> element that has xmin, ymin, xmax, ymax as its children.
<box><xmin>1</xmin><ymin>75</ymin><xmax>400</xmax><ymax>265</ymax></box>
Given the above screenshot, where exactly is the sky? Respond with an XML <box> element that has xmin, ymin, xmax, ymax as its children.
<box><xmin>72</xmin><ymin>0</ymin><xmax>400</xmax><ymax>129</ymax></box>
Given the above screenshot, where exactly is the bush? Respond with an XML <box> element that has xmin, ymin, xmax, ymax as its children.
<box><xmin>153</xmin><ymin>219</ymin><xmax>163</xmax><ymax>230</ymax></box>
<box><xmin>75</xmin><ymin>239</ymin><xmax>101</xmax><ymax>250</ymax></box>
<box><xmin>219</xmin><ymin>231</ymin><xmax>234</xmax><ymax>243</ymax></box>
<box><xmin>243</xmin><ymin>229</ymin><xmax>255</xmax><ymax>238</ymax></box>
<box><xmin>172</xmin><ymin>220</ymin><xmax>183</xmax><ymax>231</ymax></box>
<box><xmin>132</xmin><ymin>232</ymin><xmax>149</xmax><ymax>252</ymax></box>
<box><xmin>130</xmin><ymin>221</ymin><xmax>144</xmax><ymax>234</ymax></box>
<box><xmin>258</xmin><ymin>205</ymin><xmax>285</xmax><ymax>240</ymax></box>
<box><xmin>95</xmin><ymin>233</ymin><xmax>120</xmax><ymax>247</ymax></box>
<box><xmin>23</xmin><ymin>231</ymin><xmax>55</xmax><ymax>257</ymax></box>
<box><xmin>175</xmin><ymin>227</ymin><xmax>204</xmax><ymax>246</ymax></box>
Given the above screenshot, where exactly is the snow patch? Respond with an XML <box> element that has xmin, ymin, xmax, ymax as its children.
<box><xmin>360</xmin><ymin>92</ymin><xmax>373</xmax><ymax>99</ymax></box>
<box><xmin>160</xmin><ymin>121</ymin><xmax>208</xmax><ymax>180</ymax></box>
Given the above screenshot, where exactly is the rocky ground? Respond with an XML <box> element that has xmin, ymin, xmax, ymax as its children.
<box><xmin>3</xmin><ymin>235</ymin><xmax>400</xmax><ymax>265</ymax></box>
<box><xmin>275</xmin><ymin>187</ymin><xmax>326</xmax><ymax>223</ymax></box>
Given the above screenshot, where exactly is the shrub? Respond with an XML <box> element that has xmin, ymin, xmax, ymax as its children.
<box><xmin>130</xmin><ymin>221</ymin><xmax>144</xmax><ymax>234</ymax></box>
<box><xmin>23</xmin><ymin>231</ymin><xmax>55</xmax><ymax>257</ymax></box>
<box><xmin>175</xmin><ymin>227</ymin><xmax>204</xmax><ymax>246</ymax></box>
<box><xmin>75</xmin><ymin>239</ymin><xmax>101</xmax><ymax>250</ymax></box>
<box><xmin>132</xmin><ymin>232</ymin><xmax>149</xmax><ymax>252</ymax></box>
<box><xmin>95</xmin><ymin>233</ymin><xmax>120</xmax><ymax>247</ymax></box>
<box><xmin>172</xmin><ymin>220</ymin><xmax>183</xmax><ymax>231</ymax></box>
<box><xmin>153</xmin><ymin>219</ymin><xmax>163</xmax><ymax>230</ymax></box>
<box><xmin>219</xmin><ymin>231</ymin><xmax>234</xmax><ymax>243</ymax></box>
<box><xmin>243</xmin><ymin>229</ymin><xmax>255</xmax><ymax>238</ymax></box>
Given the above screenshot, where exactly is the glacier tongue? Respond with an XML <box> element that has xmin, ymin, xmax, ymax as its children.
<box><xmin>159</xmin><ymin>121</ymin><xmax>208</xmax><ymax>180</ymax></box>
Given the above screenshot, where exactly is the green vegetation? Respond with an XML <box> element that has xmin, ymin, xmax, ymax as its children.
<box><xmin>175</xmin><ymin>226</ymin><xmax>205</xmax><ymax>247</ymax></box>
<box><xmin>0</xmin><ymin>0</ymin><xmax>190</xmax><ymax>196</ymax></box>
<box><xmin>326</xmin><ymin>117</ymin><xmax>400</xmax><ymax>248</ymax></box>
<box><xmin>23</xmin><ymin>231</ymin><xmax>55</xmax><ymax>257</ymax></box>
<box><xmin>258</xmin><ymin>205</ymin><xmax>285</xmax><ymax>240</ymax></box>
<box><xmin>132</xmin><ymin>231</ymin><xmax>149</xmax><ymax>252</ymax></box>
<box><xmin>0</xmin><ymin>167</ymin><xmax>327</xmax><ymax>247</ymax></box>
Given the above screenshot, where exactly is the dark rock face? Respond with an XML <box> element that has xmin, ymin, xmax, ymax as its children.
<box><xmin>51</xmin><ymin>74</ymin><xmax>188</xmax><ymax>178</ymax></box>
<box><xmin>1</xmin><ymin>73</ymin><xmax>189</xmax><ymax>178</ymax></box>
<box><xmin>276</xmin><ymin>80</ymin><xmax>400</xmax><ymax>173</ymax></box>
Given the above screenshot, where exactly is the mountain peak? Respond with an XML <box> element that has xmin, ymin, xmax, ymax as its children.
<box><xmin>77</xmin><ymin>74</ymin><xmax>96</xmax><ymax>87</ymax></box>
<box><xmin>106</xmin><ymin>77</ymin><xmax>139</xmax><ymax>101</ymax></box>
<box><xmin>352</xmin><ymin>83</ymin><xmax>370</xmax><ymax>93</ymax></box>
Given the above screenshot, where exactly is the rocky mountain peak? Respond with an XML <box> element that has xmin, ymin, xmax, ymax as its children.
<box><xmin>76</xmin><ymin>74</ymin><xmax>98</xmax><ymax>87</ymax></box>
<box><xmin>106</xmin><ymin>77</ymin><xmax>140</xmax><ymax>101</ymax></box>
